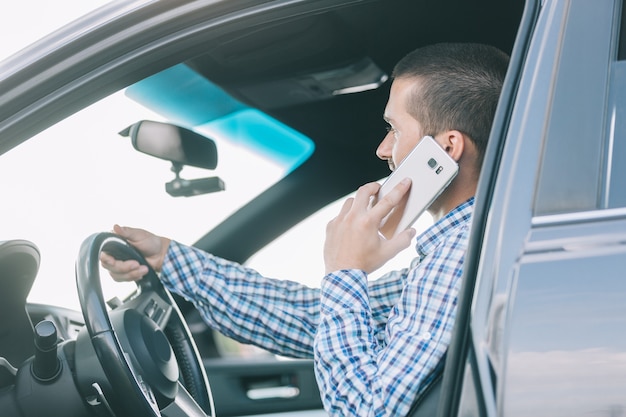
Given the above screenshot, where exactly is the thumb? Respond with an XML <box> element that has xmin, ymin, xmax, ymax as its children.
<box><xmin>113</xmin><ymin>224</ymin><xmax>142</xmax><ymax>242</ymax></box>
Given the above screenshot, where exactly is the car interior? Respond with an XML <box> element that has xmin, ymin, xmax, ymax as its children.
<box><xmin>0</xmin><ymin>0</ymin><xmax>529</xmax><ymax>416</ymax></box>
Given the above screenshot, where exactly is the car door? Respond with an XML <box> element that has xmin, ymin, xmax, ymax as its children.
<box><xmin>441</xmin><ymin>0</ymin><xmax>626</xmax><ymax>416</ymax></box>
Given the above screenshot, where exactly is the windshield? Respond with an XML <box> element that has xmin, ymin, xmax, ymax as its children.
<box><xmin>1</xmin><ymin>70</ymin><xmax>313</xmax><ymax>312</ymax></box>
<box><xmin>0</xmin><ymin>1</ymin><xmax>319</xmax><ymax>311</ymax></box>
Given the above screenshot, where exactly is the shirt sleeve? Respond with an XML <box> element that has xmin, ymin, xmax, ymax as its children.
<box><xmin>313</xmin><ymin>229</ymin><xmax>468</xmax><ymax>417</ymax></box>
<box><xmin>160</xmin><ymin>241</ymin><xmax>407</xmax><ymax>359</ymax></box>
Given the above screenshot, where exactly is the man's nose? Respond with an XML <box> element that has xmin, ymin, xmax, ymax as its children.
<box><xmin>376</xmin><ymin>132</ymin><xmax>393</xmax><ymax>161</ymax></box>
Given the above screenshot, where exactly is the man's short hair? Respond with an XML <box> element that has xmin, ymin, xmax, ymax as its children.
<box><xmin>392</xmin><ymin>43</ymin><xmax>510</xmax><ymax>166</ymax></box>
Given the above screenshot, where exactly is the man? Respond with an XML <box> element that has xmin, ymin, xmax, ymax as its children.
<box><xmin>102</xmin><ymin>42</ymin><xmax>509</xmax><ymax>416</ymax></box>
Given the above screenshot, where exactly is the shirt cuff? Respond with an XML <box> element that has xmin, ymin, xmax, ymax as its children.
<box><xmin>160</xmin><ymin>240</ymin><xmax>205</xmax><ymax>296</ymax></box>
<box><xmin>320</xmin><ymin>269</ymin><xmax>369</xmax><ymax>314</ymax></box>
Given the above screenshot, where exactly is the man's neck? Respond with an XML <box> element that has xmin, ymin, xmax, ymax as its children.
<box><xmin>428</xmin><ymin>183</ymin><xmax>476</xmax><ymax>222</ymax></box>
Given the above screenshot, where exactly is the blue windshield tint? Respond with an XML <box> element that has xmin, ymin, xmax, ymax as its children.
<box><xmin>125</xmin><ymin>64</ymin><xmax>314</xmax><ymax>173</ymax></box>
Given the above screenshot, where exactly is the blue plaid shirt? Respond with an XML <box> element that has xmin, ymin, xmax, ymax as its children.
<box><xmin>160</xmin><ymin>197</ymin><xmax>474</xmax><ymax>417</ymax></box>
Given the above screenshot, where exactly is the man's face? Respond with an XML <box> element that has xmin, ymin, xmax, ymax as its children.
<box><xmin>377</xmin><ymin>77</ymin><xmax>425</xmax><ymax>171</ymax></box>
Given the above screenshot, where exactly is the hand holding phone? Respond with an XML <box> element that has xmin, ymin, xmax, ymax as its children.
<box><xmin>373</xmin><ymin>135</ymin><xmax>458</xmax><ymax>239</ymax></box>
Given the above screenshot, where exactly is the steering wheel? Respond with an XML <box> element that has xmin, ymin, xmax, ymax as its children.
<box><xmin>74</xmin><ymin>232</ymin><xmax>215</xmax><ymax>417</ymax></box>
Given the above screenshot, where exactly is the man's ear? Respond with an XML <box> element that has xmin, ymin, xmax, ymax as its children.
<box><xmin>437</xmin><ymin>130</ymin><xmax>466</xmax><ymax>162</ymax></box>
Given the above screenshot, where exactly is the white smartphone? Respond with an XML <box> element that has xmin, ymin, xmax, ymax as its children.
<box><xmin>373</xmin><ymin>135</ymin><xmax>459</xmax><ymax>239</ymax></box>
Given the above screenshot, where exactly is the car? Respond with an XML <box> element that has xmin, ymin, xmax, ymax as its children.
<box><xmin>0</xmin><ymin>0</ymin><xmax>625</xmax><ymax>416</ymax></box>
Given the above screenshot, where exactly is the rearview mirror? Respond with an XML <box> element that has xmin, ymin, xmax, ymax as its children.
<box><xmin>120</xmin><ymin>120</ymin><xmax>224</xmax><ymax>197</ymax></box>
<box><xmin>119</xmin><ymin>120</ymin><xmax>218</xmax><ymax>170</ymax></box>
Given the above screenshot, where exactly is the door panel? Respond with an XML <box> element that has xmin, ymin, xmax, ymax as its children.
<box><xmin>204</xmin><ymin>358</ymin><xmax>324</xmax><ymax>417</ymax></box>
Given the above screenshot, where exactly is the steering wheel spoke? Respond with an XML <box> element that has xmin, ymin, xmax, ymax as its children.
<box><xmin>134</xmin><ymin>371</ymin><xmax>163</xmax><ymax>416</ymax></box>
<box><xmin>119</xmin><ymin>286</ymin><xmax>174</xmax><ymax>330</ymax></box>
<box><xmin>162</xmin><ymin>382</ymin><xmax>210</xmax><ymax>417</ymax></box>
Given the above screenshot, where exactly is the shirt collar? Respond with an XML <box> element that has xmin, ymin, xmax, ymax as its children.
<box><xmin>415</xmin><ymin>197</ymin><xmax>475</xmax><ymax>260</ymax></box>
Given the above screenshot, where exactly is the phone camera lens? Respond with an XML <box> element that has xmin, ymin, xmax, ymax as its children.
<box><xmin>428</xmin><ymin>158</ymin><xmax>437</xmax><ymax>168</ymax></box>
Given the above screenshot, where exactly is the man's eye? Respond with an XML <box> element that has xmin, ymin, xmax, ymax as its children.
<box><xmin>386</xmin><ymin>125</ymin><xmax>394</xmax><ymax>133</ymax></box>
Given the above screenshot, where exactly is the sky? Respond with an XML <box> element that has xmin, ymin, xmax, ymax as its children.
<box><xmin>0</xmin><ymin>1</ymin><xmax>113</xmax><ymax>60</ymax></box>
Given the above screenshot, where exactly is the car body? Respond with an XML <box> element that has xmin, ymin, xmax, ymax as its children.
<box><xmin>0</xmin><ymin>0</ymin><xmax>625</xmax><ymax>416</ymax></box>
